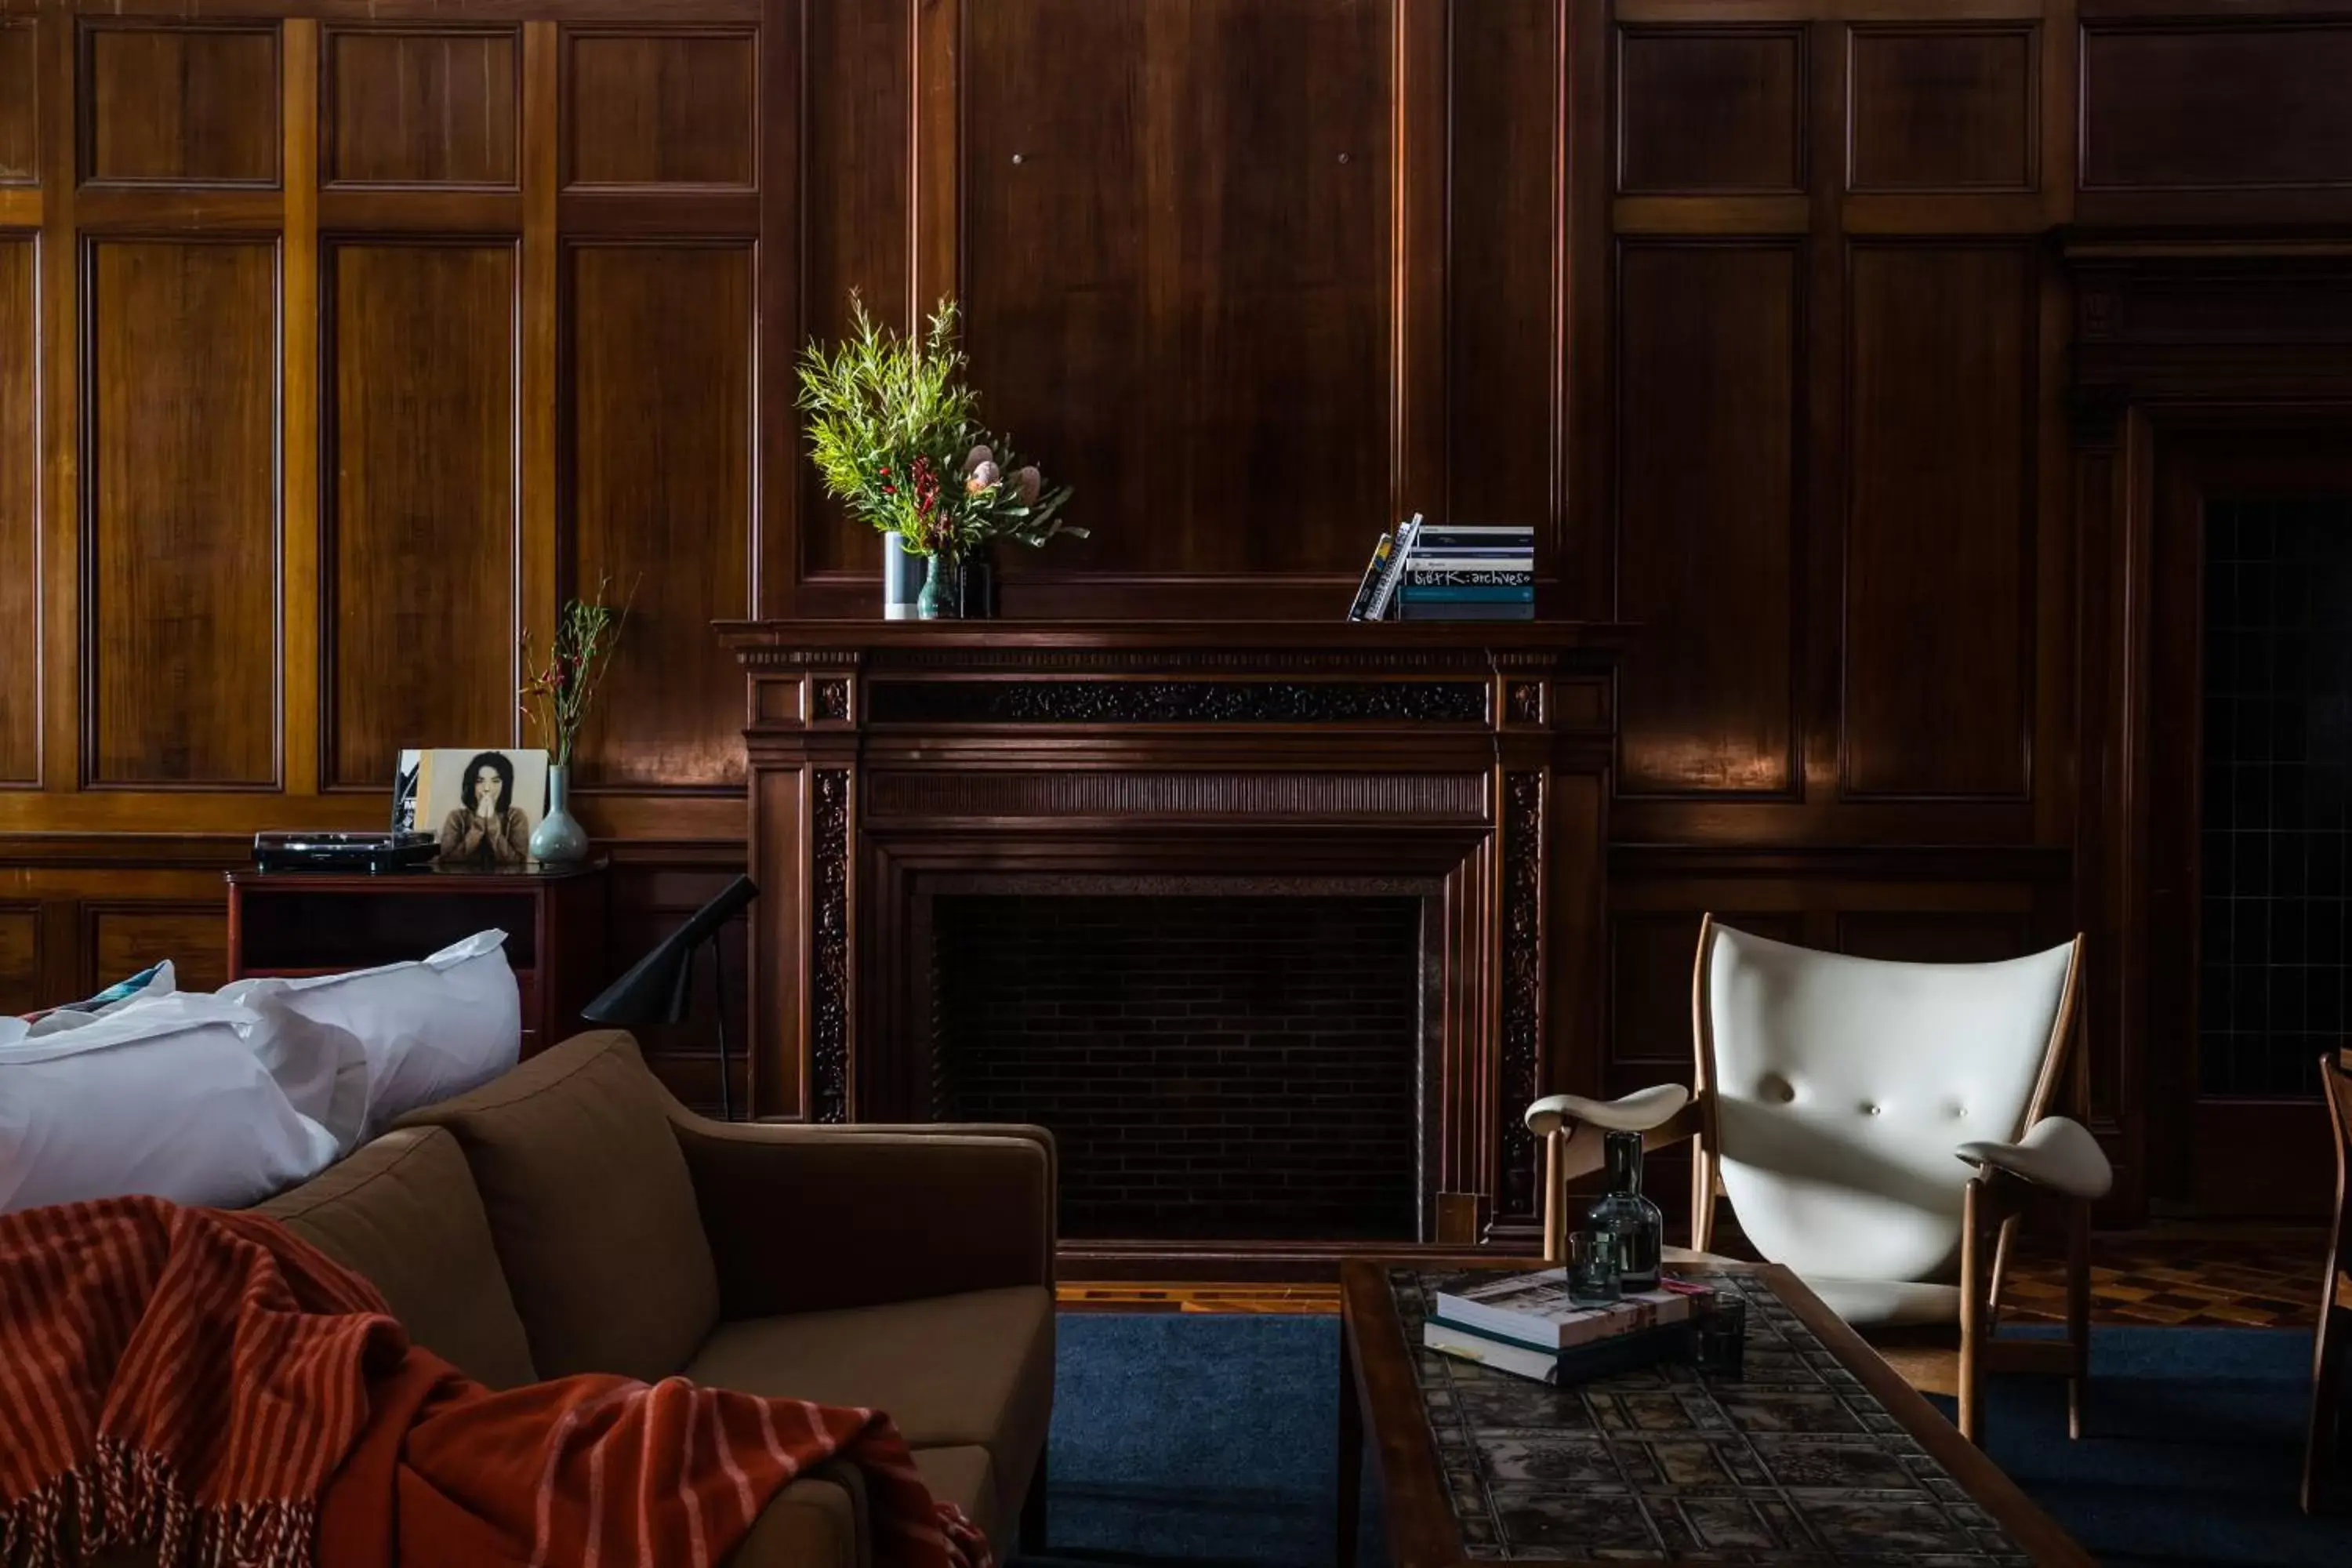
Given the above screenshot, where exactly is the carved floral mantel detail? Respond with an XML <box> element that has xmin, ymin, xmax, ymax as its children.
<box><xmin>720</xmin><ymin>620</ymin><xmax>1626</xmax><ymax>1254</ymax></box>
<box><xmin>808</xmin><ymin>769</ymin><xmax>851</xmax><ymax>1123</ymax></box>
<box><xmin>1498</xmin><ymin>771</ymin><xmax>1545</xmax><ymax>1221</ymax></box>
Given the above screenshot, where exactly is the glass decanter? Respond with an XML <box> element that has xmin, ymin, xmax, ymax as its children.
<box><xmin>1584</xmin><ymin>1130</ymin><xmax>1664</xmax><ymax>1291</ymax></box>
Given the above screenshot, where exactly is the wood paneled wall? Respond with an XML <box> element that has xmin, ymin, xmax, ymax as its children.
<box><xmin>2</xmin><ymin>0</ymin><xmax>2347</xmax><ymax>1195</ymax></box>
<box><xmin>0</xmin><ymin>0</ymin><xmax>768</xmax><ymax>1102</ymax></box>
<box><xmin>1593</xmin><ymin>0</ymin><xmax>2082</xmax><ymax>1199</ymax></box>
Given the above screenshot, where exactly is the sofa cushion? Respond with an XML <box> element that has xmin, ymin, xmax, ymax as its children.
<box><xmin>252</xmin><ymin>1126</ymin><xmax>538</xmax><ymax>1391</ymax></box>
<box><xmin>399</xmin><ymin>1030</ymin><xmax>719</xmax><ymax>1382</ymax></box>
<box><xmin>682</xmin><ymin>1284</ymin><xmax>1052</xmax><ymax>1537</ymax></box>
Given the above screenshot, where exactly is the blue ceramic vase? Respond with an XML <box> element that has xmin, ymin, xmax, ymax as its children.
<box><xmin>529</xmin><ymin>763</ymin><xmax>590</xmax><ymax>865</ymax></box>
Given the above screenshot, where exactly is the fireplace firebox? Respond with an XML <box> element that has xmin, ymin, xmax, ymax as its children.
<box><xmin>720</xmin><ymin>620</ymin><xmax>1624</xmax><ymax>1256</ymax></box>
<box><xmin>931</xmin><ymin>890</ymin><xmax>1428</xmax><ymax>1240</ymax></box>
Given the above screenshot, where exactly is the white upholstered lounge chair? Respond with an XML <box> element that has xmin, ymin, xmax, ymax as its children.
<box><xmin>1527</xmin><ymin>916</ymin><xmax>2110</xmax><ymax>1444</ymax></box>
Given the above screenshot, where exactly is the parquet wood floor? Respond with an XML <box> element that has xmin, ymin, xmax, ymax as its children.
<box><xmin>1057</xmin><ymin>1229</ymin><xmax>2331</xmax><ymax>1327</ymax></box>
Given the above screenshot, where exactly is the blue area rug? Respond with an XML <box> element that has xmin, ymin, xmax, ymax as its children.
<box><xmin>1018</xmin><ymin>1312</ymin><xmax>2352</xmax><ymax>1568</ymax></box>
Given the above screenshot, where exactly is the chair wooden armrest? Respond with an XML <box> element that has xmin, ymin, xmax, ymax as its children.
<box><xmin>1957</xmin><ymin>1115</ymin><xmax>2113</xmax><ymax>1201</ymax></box>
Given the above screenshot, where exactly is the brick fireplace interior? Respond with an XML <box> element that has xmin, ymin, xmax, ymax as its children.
<box><xmin>929</xmin><ymin>891</ymin><xmax>1428</xmax><ymax>1241</ymax></box>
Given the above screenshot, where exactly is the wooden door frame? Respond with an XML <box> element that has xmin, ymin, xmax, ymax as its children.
<box><xmin>2140</xmin><ymin>431</ymin><xmax>2352</xmax><ymax>1214</ymax></box>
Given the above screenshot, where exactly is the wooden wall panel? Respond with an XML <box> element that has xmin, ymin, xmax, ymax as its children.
<box><xmin>325</xmin><ymin>244</ymin><xmax>517</xmax><ymax>789</ymax></box>
<box><xmin>1447</xmin><ymin>0</ymin><xmax>1557</xmax><ymax>537</ymax></box>
<box><xmin>1843</xmin><ymin>244</ymin><xmax>2034</xmax><ymax>802</ymax></box>
<box><xmin>964</xmin><ymin>0</ymin><xmax>1392</xmax><ymax>581</ymax></box>
<box><xmin>1849</xmin><ymin>27</ymin><xmax>2034</xmax><ymax>193</ymax></box>
<box><xmin>0</xmin><ymin>238</ymin><xmax>34</xmax><ymax>786</ymax></box>
<box><xmin>1617</xmin><ymin>27</ymin><xmax>1805</xmax><ymax>194</ymax></box>
<box><xmin>88</xmin><ymin>903</ymin><xmax>227</xmax><ymax>995</ymax></box>
<box><xmin>797</xmin><ymin>0</ymin><xmax>912</xmax><ymax>580</ymax></box>
<box><xmin>1163</xmin><ymin>0</ymin><xmax>1391</xmax><ymax>576</ymax></box>
<box><xmin>1609</xmin><ymin>909</ymin><xmax>1802</xmax><ymax>1079</ymax></box>
<box><xmin>0</xmin><ymin>22</ymin><xmax>34</xmax><ymax>183</ymax></box>
<box><xmin>564</xmin><ymin>31</ymin><xmax>757</xmax><ymax>188</ymax></box>
<box><xmin>84</xmin><ymin>25</ymin><xmax>278</xmax><ymax>186</ymax></box>
<box><xmin>88</xmin><ymin>240</ymin><xmax>278</xmax><ymax>788</ymax></box>
<box><xmin>2083</xmin><ymin>22</ymin><xmax>2352</xmax><ymax>193</ymax></box>
<box><xmin>325</xmin><ymin>29</ymin><xmax>519</xmax><ymax>187</ymax></box>
<box><xmin>1617</xmin><ymin>242</ymin><xmax>1799</xmax><ymax>797</ymax></box>
<box><xmin>10</xmin><ymin>0</ymin><xmax>2325</xmax><ymax>1175</ymax></box>
<box><xmin>568</xmin><ymin>245</ymin><xmax>753</xmax><ymax>789</ymax></box>
<box><xmin>0</xmin><ymin>908</ymin><xmax>36</xmax><ymax>1007</ymax></box>
<box><xmin>960</xmin><ymin>0</ymin><xmax>1150</xmax><ymax>573</ymax></box>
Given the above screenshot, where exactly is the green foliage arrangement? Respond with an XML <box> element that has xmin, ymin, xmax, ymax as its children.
<box><xmin>519</xmin><ymin>576</ymin><xmax>633</xmax><ymax>766</ymax></box>
<box><xmin>797</xmin><ymin>296</ymin><xmax>1080</xmax><ymax>559</ymax></box>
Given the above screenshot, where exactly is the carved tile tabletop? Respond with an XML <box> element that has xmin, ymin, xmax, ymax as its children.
<box><xmin>1392</xmin><ymin>1269</ymin><xmax>2034</xmax><ymax>1563</ymax></box>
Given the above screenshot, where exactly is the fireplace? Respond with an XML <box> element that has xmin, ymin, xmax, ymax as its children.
<box><xmin>720</xmin><ymin>620</ymin><xmax>1623</xmax><ymax>1255</ymax></box>
<box><xmin>929</xmin><ymin>888</ymin><xmax>1428</xmax><ymax>1240</ymax></box>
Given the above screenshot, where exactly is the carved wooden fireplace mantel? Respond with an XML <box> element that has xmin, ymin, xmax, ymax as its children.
<box><xmin>717</xmin><ymin>620</ymin><xmax>1626</xmax><ymax>1249</ymax></box>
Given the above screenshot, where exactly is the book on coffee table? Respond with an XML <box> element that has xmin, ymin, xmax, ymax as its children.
<box><xmin>1430</xmin><ymin>1269</ymin><xmax>1711</xmax><ymax>1352</ymax></box>
<box><xmin>1423</xmin><ymin>1316</ymin><xmax>1697</xmax><ymax>1385</ymax></box>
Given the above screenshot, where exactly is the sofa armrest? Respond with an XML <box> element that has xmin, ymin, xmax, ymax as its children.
<box><xmin>728</xmin><ymin>1468</ymin><xmax>869</xmax><ymax>1568</ymax></box>
<box><xmin>668</xmin><ymin>1113</ymin><xmax>1058</xmax><ymax>1319</ymax></box>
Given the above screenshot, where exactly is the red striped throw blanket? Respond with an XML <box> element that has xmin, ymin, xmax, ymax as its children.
<box><xmin>0</xmin><ymin>1197</ymin><xmax>991</xmax><ymax>1568</ymax></box>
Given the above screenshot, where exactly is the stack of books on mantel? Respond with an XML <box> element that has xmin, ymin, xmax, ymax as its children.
<box><xmin>1398</xmin><ymin>524</ymin><xmax>1533</xmax><ymax>620</ymax></box>
<box><xmin>1424</xmin><ymin>1270</ymin><xmax>1715</xmax><ymax>1385</ymax></box>
<box><xmin>1345</xmin><ymin>517</ymin><xmax>1536</xmax><ymax>622</ymax></box>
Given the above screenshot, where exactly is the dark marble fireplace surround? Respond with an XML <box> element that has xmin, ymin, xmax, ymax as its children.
<box><xmin>720</xmin><ymin>622</ymin><xmax>1622</xmax><ymax>1258</ymax></box>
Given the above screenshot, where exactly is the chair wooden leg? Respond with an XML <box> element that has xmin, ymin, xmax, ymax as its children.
<box><xmin>1987</xmin><ymin>1215</ymin><xmax>2016</xmax><ymax>1319</ymax></box>
<box><xmin>2306</xmin><ymin>1057</ymin><xmax>2352</xmax><ymax>1513</ymax></box>
<box><xmin>2066</xmin><ymin>1196</ymin><xmax>2092</xmax><ymax>1440</ymax></box>
<box><xmin>2307</xmin><ymin>1300</ymin><xmax>2347</xmax><ymax>1514</ymax></box>
<box><xmin>1338</xmin><ymin>1317</ymin><xmax>1363</xmax><ymax>1567</ymax></box>
<box><xmin>1958</xmin><ymin>1178</ymin><xmax>1986</xmax><ymax>1446</ymax></box>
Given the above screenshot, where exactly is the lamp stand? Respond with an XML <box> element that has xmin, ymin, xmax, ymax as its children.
<box><xmin>712</xmin><ymin>927</ymin><xmax>734</xmax><ymax>1121</ymax></box>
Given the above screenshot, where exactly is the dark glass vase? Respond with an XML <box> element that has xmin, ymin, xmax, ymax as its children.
<box><xmin>1585</xmin><ymin>1129</ymin><xmax>1664</xmax><ymax>1292</ymax></box>
<box><xmin>960</xmin><ymin>546</ymin><xmax>996</xmax><ymax>619</ymax></box>
<box><xmin>916</xmin><ymin>552</ymin><xmax>966</xmax><ymax>619</ymax></box>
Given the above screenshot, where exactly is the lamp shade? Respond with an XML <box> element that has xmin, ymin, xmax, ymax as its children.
<box><xmin>581</xmin><ymin>875</ymin><xmax>758</xmax><ymax>1025</ymax></box>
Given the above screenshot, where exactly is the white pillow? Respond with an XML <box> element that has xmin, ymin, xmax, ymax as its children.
<box><xmin>16</xmin><ymin>960</ymin><xmax>180</xmax><ymax>1039</ymax></box>
<box><xmin>219</xmin><ymin>930</ymin><xmax>521</xmax><ymax>1134</ymax></box>
<box><xmin>240</xmin><ymin>996</ymin><xmax>372</xmax><ymax>1156</ymax></box>
<box><xmin>0</xmin><ymin>994</ymin><xmax>343</xmax><ymax>1214</ymax></box>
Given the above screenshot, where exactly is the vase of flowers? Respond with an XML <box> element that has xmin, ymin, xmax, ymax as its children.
<box><xmin>518</xmin><ymin>579</ymin><xmax>631</xmax><ymax>864</ymax></box>
<box><xmin>799</xmin><ymin>296</ymin><xmax>1080</xmax><ymax>619</ymax></box>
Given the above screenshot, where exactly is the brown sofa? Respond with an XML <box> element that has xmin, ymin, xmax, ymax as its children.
<box><xmin>247</xmin><ymin>1029</ymin><xmax>1058</xmax><ymax>1567</ymax></box>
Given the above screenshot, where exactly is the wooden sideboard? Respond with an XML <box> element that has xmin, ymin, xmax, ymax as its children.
<box><xmin>226</xmin><ymin>862</ymin><xmax>612</xmax><ymax>1058</ymax></box>
<box><xmin>718</xmin><ymin>619</ymin><xmax>1626</xmax><ymax>1250</ymax></box>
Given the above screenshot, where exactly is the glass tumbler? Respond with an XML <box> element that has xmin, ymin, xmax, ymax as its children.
<box><xmin>1566</xmin><ymin>1229</ymin><xmax>1623</xmax><ymax>1306</ymax></box>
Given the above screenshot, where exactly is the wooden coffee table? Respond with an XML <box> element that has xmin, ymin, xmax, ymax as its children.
<box><xmin>1338</xmin><ymin>1259</ymin><xmax>2092</xmax><ymax>1566</ymax></box>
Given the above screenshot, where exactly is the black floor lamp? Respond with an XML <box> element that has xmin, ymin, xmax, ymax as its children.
<box><xmin>582</xmin><ymin>875</ymin><xmax>758</xmax><ymax>1120</ymax></box>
